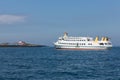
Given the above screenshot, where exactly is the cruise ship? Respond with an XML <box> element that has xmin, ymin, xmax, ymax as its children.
<box><xmin>54</xmin><ymin>32</ymin><xmax>112</xmax><ymax>50</ymax></box>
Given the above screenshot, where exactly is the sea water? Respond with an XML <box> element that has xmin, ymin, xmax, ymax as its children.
<box><xmin>0</xmin><ymin>47</ymin><xmax>120</xmax><ymax>80</ymax></box>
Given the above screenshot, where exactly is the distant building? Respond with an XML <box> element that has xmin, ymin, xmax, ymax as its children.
<box><xmin>18</xmin><ymin>41</ymin><xmax>26</xmax><ymax>45</ymax></box>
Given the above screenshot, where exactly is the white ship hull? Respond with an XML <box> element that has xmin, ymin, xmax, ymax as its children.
<box><xmin>54</xmin><ymin>45</ymin><xmax>112</xmax><ymax>50</ymax></box>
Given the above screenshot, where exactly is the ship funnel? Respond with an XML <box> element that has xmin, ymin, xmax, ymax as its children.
<box><xmin>101</xmin><ymin>37</ymin><xmax>109</xmax><ymax>41</ymax></box>
<box><xmin>101</xmin><ymin>37</ymin><xmax>105</xmax><ymax>41</ymax></box>
<box><xmin>94</xmin><ymin>36</ymin><xmax>99</xmax><ymax>42</ymax></box>
<box><xmin>104</xmin><ymin>37</ymin><xmax>109</xmax><ymax>41</ymax></box>
<box><xmin>63</xmin><ymin>32</ymin><xmax>68</xmax><ymax>39</ymax></box>
<box><xmin>106</xmin><ymin>37</ymin><xmax>109</xmax><ymax>41</ymax></box>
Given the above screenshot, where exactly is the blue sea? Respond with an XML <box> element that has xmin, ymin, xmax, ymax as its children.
<box><xmin>0</xmin><ymin>47</ymin><xmax>120</xmax><ymax>80</ymax></box>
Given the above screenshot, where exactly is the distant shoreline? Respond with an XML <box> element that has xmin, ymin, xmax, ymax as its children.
<box><xmin>0</xmin><ymin>45</ymin><xmax>46</xmax><ymax>47</ymax></box>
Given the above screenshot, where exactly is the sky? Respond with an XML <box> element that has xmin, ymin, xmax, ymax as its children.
<box><xmin>0</xmin><ymin>0</ymin><xmax>120</xmax><ymax>46</ymax></box>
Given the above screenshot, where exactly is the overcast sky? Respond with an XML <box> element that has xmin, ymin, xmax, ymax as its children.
<box><xmin>0</xmin><ymin>0</ymin><xmax>120</xmax><ymax>46</ymax></box>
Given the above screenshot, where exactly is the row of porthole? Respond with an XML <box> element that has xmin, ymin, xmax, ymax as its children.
<box><xmin>64</xmin><ymin>40</ymin><xmax>86</xmax><ymax>41</ymax></box>
<box><xmin>58</xmin><ymin>42</ymin><xmax>99</xmax><ymax>46</ymax></box>
<box><xmin>99</xmin><ymin>43</ymin><xmax>111</xmax><ymax>45</ymax></box>
<box><xmin>58</xmin><ymin>43</ymin><xmax>86</xmax><ymax>45</ymax></box>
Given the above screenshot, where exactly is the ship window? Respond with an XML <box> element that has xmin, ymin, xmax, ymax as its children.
<box><xmin>88</xmin><ymin>43</ymin><xmax>92</xmax><ymax>45</ymax></box>
<box><xmin>81</xmin><ymin>43</ymin><xmax>85</xmax><ymax>45</ymax></box>
<box><xmin>105</xmin><ymin>43</ymin><xmax>107</xmax><ymax>45</ymax></box>
<box><xmin>99</xmin><ymin>43</ymin><xmax>104</xmax><ymax>45</ymax></box>
<box><xmin>88</xmin><ymin>39</ymin><xmax>90</xmax><ymax>41</ymax></box>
